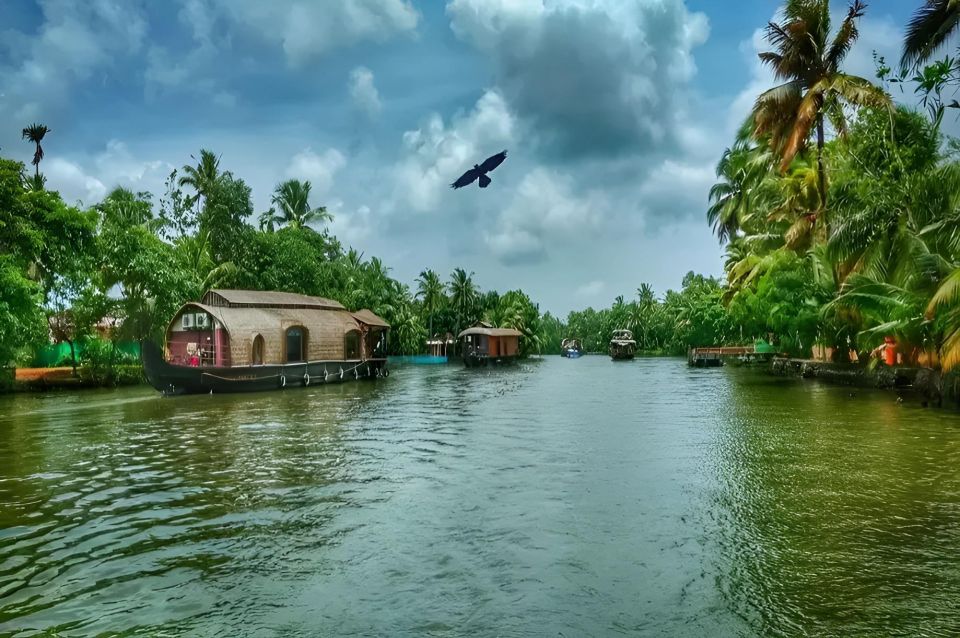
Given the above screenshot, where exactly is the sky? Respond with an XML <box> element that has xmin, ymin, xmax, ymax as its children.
<box><xmin>0</xmin><ymin>0</ymin><xmax>928</xmax><ymax>316</ymax></box>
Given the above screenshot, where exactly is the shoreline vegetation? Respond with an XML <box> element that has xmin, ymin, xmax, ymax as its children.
<box><xmin>6</xmin><ymin>1</ymin><xmax>960</xmax><ymax>406</ymax></box>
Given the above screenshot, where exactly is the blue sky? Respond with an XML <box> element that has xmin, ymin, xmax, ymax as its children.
<box><xmin>0</xmin><ymin>0</ymin><xmax>937</xmax><ymax>315</ymax></box>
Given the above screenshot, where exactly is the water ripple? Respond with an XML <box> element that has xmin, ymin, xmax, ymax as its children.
<box><xmin>1</xmin><ymin>359</ymin><xmax>960</xmax><ymax>635</ymax></box>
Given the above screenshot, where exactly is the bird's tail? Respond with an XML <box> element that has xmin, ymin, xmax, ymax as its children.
<box><xmin>479</xmin><ymin>174</ymin><xmax>491</xmax><ymax>188</ymax></box>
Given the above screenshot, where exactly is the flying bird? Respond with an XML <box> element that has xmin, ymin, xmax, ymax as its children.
<box><xmin>450</xmin><ymin>150</ymin><xmax>507</xmax><ymax>189</ymax></box>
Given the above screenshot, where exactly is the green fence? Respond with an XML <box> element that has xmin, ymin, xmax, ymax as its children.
<box><xmin>32</xmin><ymin>340</ymin><xmax>141</xmax><ymax>367</ymax></box>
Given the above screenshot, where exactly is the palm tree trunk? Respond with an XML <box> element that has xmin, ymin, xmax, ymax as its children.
<box><xmin>816</xmin><ymin>115</ymin><xmax>827</xmax><ymax>230</ymax></box>
<box><xmin>34</xmin><ymin>144</ymin><xmax>40</xmax><ymax>179</ymax></box>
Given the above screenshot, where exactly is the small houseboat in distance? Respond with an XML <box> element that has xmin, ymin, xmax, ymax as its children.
<box><xmin>142</xmin><ymin>289</ymin><xmax>390</xmax><ymax>395</ymax></box>
<box><xmin>561</xmin><ymin>338</ymin><xmax>582</xmax><ymax>358</ymax></box>
<box><xmin>609</xmin><ymin>329</ymin><xmax>636</xmax><ymax>360</ymax></box>
<box><xmin>458</xmin><ymin>323</ymin><xmax>523</xmax><ymax>367</ymax></box>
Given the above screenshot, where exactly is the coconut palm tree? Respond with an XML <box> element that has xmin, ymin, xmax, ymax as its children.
<box><xmin>901</xmin><ymin>0</ymin><xmax>960</xmax><ymax>71</ymax></box>
<box><xmin>25</xmin><ymin>173</ymin><xmax>47</xmax><ymax>192</ymax></box>
<box><xmin>21</xmin><ymin>123</ymin><xmax>50</xmax><ymax>179</ymax></box>
<box><xmin>345</xmin><ymin>248</ymin><xmax>364</xmax><ymax>270</ymax></box>
<box><xmin>416</xmin><ymin>269</ymin><xmax>445</xmax><ymax>338</ymax></box>
<box><xmin>258</xmin><ymin>207</ymin><xmax>281</xmax><ymax>233</ymax></box>
<box><xmin>752</xmin><ymin>0</ymin><xmax>889</xmax><ymax>213</ymax></box>
<box><xmin>178</xmin><ymin>149</ymin><xmax>221</xmax><ymax>210</ymax></box>
<box><xmin>97</xmin><ymin>187</ymin><xmax>165</xmax><ymax>234</ymax></box>
<box><xmin>270</xmin><ymin>179</ymin><xmax>332</xmax><ymax>230</ymax></box>
<box><xmin>448</xmin><ymin>267</ymin><xmax>478</xmax><ymax>335</ymax></box>
<box><xmin>707</xmin><ymin>143</ymin><xmax>776</xmax><ymax>243</ymax></box>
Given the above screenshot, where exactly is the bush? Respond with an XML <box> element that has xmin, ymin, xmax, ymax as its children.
<box><xmin>78</xmin><ymin>340</ymin><xmax>143</xmax><ymax>385</ymax></box>
<box><xmin>79</xmin><ymin>340</ymin><xmax>114</xmax><ymax>383</ymax></box>
<box><xmin>54</xmin><ymin>353</ymin><xmax>76</xmax><ymax>368</ymax></box>
<box><xmin>0</xmin><ymin>367</ymin><xmax>13</xmax><ymax>392</ymax></box>
<box><xmin>113</xmin><ymin>365</ymin><xmax>145</xmax><ymax>386</ymax></box>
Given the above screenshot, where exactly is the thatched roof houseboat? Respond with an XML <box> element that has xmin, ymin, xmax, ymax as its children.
<box><xmin>609</xmin><ymin>329</ymin><xmax>636</xmax><ymax>361</ymax></box>
<box><xmin>143</xmin><ymin>289</ymin><xmax>390</xmax><ymax>394</ymax></box>
<box><xmin>458</xmin><ymin>323</ymin><xmax>523</xmax><ymax>367</ymax></box>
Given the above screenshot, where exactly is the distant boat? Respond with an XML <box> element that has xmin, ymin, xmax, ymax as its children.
<box><xmin>561</xmin><ymin>338</ymin><xmax>582</xmax><ymax>358</ymax></box>
<box><xmin>458</xmin><ymin>323</ymin><xmax>524</xmax><ymax>367</ymax></box>
<box><xmin>609</xmin><ymin>329</ymin><xmax>636</xmax><ymax>361</ymax></box>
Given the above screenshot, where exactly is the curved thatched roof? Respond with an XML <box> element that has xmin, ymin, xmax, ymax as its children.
<box><xmin>203</xmin><ymin>289</ymin><xmax>345</xmax><ymax>310</ymax></box>
<box><xmin>351</xmin><ymin>309</ymin><xmax>390</xmax><ymax>328</ymax></box>
<box><xmin>458</xmin><ymin>327</ymin><xmax>523</xmax><ymax>338</ymax></box>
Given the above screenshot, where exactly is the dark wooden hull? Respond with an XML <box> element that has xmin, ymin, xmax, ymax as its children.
<box><xmin>142</xmin><ymin>341</ymin><xmax>388</xmax><ymax>395</ymax></box>
<box><xmin>609</xmin><ymin>345</ymin><xmax>636</xmax><ymax>360</ymax></box>
<box><xmin>462</xmin><ymin>353</ymin><xmax>520</xmax><ymax>368</ymax></box>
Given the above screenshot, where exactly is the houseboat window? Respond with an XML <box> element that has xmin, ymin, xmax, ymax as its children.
<box><xmin>345</xmin><ymin>330</ymin><xmax>361</xmax><ymax>359</ymax></box>
<box><xmin>252</xmin><ymin>334</ymin><xmax>264</xmax><ymax>365</ymax></box>
<box><xmin>286</xmin><ymin>327</ymin><xmax>306</xmax><ymax>363</ymax></box>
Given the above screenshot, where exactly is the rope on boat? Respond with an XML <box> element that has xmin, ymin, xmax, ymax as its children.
<box><xmin>199</xmin><ymin>359</ymin><xmax>381</xmax><ymax>385</ymax></box>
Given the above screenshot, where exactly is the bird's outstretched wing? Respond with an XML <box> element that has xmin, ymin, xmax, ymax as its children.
<box><xmin>479</xmin><ymin>150</ymin><xmax>507</xmax><ymax>173</ymax></box>
<box><xmin>451</xmin><ymin>168</ymin><xmax>480</xmax><ymax>189</ymax></box>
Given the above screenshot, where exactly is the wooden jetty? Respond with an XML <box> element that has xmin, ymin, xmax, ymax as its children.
<box><xmin>688</xmin><ymin>345</ymin><xmax>776</xmax><ymax>367</ymax></box>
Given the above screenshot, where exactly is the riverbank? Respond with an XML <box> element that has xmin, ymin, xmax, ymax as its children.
<box><xmin>2</xmin><ymin>365</ymin><xmax>145</xmax><ymax>393</ymax></box>
<box><xmin>770</xmin><ymin>358</ymin><xmax>955</xmax><ymax>407</ymax></box>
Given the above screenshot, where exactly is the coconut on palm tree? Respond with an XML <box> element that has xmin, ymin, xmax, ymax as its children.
<box><xmin>752</xmin><ymin>0</ymin><xmax>889</xmax><ymax>219</ymax></box>
<box><xmin>270</xmin><ymin>179</ymin><xmax>332</xmax><ymax>230</ymax></box>
<box><xmin>21</xmin><ymin>123</ymin><xmax>50</xmax><ymax>179</ymax></box>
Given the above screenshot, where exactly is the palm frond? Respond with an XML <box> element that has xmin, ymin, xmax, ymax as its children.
<box><xmin>901</xmin><ymin>0</ymin><xmax>960</xmax><ymax>71</ymax></box>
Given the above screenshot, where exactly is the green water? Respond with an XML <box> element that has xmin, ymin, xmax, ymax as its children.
<box><xmin>1</xmin><ymin>358</ymin><xmax>959</xmax><ymax>636</ymax></box>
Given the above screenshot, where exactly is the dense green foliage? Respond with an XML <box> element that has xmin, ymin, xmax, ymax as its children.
<box><xmin>7</xmin><ymin>0</ymin><xmax>960</xmax><ymax>373</ymax></box>
<box><xmin>0</xmin><ymin>147</ymin><xmax>553</xmax><ymax>367</ymax></box>
<box><xmin>563</xmin><ymin>275</ymin><xmax>732</xmax><ymax>355</ymax></box>
<box><xmin>700</xmin><ymin>0</ymin><xmax>960</xmax><ymax>369</ymax></box>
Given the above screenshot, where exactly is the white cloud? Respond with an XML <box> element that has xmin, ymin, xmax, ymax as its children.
<box><xmin>637</xmin><ymin>159</ymin><xmax>716</xmax><ymax>224</ymax></box>
<box><xmin>284</xmin><ymin>148</ymin><xmax>347</xmax><ymax>195</ymax></box>
<box><xmin>43</xmin><ymin>141</ymin><xmax>174</xmax><ymax>208</ymax></box>
<box><xmin>0</xmin><ymin>0</ymin><xmax>148</xmax><ymax>122</ymax></box>
<box><xmin>349</xmin><ymin>67</ymin><xmax>382</xmax><ymax>119</ymax></box>
<box><xmin>485</xmin><ymin>168</ymin><xmax>606</xmax><ymax>264</ymax></box>
<box><xmin>576</xmin><ymin>280</ymin><xmax>605</xmax><ymax>297</ymax></box>
<box><xmin>328</xmin><ymin>201</ymin><xmax>375</xmax><ymax>247</ymax></box>
<box><xmin>213</xmin><ymin>0</ymin><xmax>419</xmax><ymax>65</ymax></box>
<box><xmin>45</xmin><ymin>158</ymin><xmax>108</xmax><ymax>205</ymax></box>
<box><xmin>446</xmin><ymin>0</ymin><xmax>709</xmax><ymax>157</ymax></box>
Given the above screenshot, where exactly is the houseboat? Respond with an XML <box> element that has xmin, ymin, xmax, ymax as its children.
<box><xmin>458</xmin><ymin>324</ymin><xmax>523</xmax><ymax>367</ymax></box>
<box><xmin>142</xmin><ymin>289</ymin><xmax>390</xmax><ymax>395</ymax></box>
<box><xmin>609</xmin><ymin>329</ymin><xmax>636</xmax><ymax>360</ymax></box>
<box><xmin>561</xmin><ymin>338</ymin><xmax>582</xmax><ymax>358</ymax></box>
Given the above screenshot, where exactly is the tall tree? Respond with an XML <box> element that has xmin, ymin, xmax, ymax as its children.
<box><xmin>178</xmin><ymin>149</ymin><xmax>221</xmax><ymax>211</ymax></box>
<box><xmin>448</xmin><ymin>267</ymin><xmax>478</xmax><ymax>336</ymax></box>
<box><xmin>416</xmin><ymin>269</ymin><xmax>444</xmax><ymax>338</ymax></box>
<box><xmin>21</xmin><ymin>123</ymin><xmax>50</xmax><ymax>179</ymax></box>
<box><xmin>752</xmin><ymin>0</ymin><xmax>888</xmax><ymax>219</ymax></box>
<box><xmin>270</xmin><ymin>179</ymin><xmax>331</xmax><ymax>230</ymax></box>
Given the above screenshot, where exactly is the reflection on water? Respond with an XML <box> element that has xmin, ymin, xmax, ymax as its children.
<box><xmin>1</xmin><ymin>359</ymin><xmax>959</xmax><ymax>635</ymax></box>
